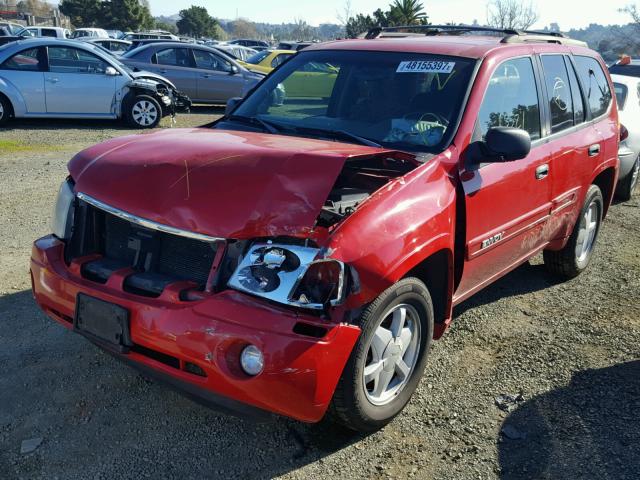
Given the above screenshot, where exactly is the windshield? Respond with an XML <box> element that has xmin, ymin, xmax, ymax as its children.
<box><xmin>227</xmin><ymin>50</ymin><xmax>475</xmax><ymax>152</ymax></box>
<box><xmin>246</xmin><ymin>50</ymin><xmax>270</xmax><ymax>64</ymax></box>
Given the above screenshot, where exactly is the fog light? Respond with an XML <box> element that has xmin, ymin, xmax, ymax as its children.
<box><xmin>240</xmin><ymin>345</ymin><xmax>264</xmax><ymax>376</ymax></box>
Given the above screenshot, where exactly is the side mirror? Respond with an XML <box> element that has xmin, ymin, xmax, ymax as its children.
<box><xmin>105</xmin><ymin>66</ymin><xmax>119</xmax><ymax>76</ymax></box>
<box><xmin>225</xmin><ymin>97</ymin><xmax>242</xmax><ymax>115</ymax></box>
<box><xmin>483</xmin><ymin>127</ymin><xmax>531</xmax><ymax>162</ymax></box>
<box><xmin>229</xmin><ymin>65</ymin><xmax>239</xmax><ymax>75</ymax></box>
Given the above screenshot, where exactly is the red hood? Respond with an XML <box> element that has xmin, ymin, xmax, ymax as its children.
<box><xmin>69</xmin><ymin>128</ymin><xmax>392</xmax><ymax>239</ymax></box>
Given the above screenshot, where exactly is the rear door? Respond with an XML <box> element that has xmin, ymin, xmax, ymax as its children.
<box><xmin>150</xmin><ymin>47</ymin><xmax>197</xmax><ymax>99</ymax></box>
<box><xmin>0</xmin><ymin>47</ymin><xmax>46</xmax><ymax>113</ymax></box>
<box><xmin>456</xmin><ymin>56</ymin><xmax>552</xmax><ymax>301</ymax></box>
<box><xmin>192</xmin><ymin>48</ymin><xmax>244</xmax><ymax>102</ymax></box>
<box><xmin>45</xmin><ymin>46</ymin><xmax>116</xmax><ymax>115</ymax></box>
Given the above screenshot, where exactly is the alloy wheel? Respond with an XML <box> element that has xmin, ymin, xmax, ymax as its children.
<box><xmin>575</xmin><ymin>200</ymin><xmax>600</xmax><ymax>263</ymax></box>
<box><xmin>132</xmin><ymin>100</ymin><xmax>158</xmax><ymax>127</ymax></box>
<box><xmin>363</xmin><ymin>303</ymin><xmax>421</xmax><ymax>406</ymax></box>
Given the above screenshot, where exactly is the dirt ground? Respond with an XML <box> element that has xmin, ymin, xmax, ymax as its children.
<box><xmin>0</xmin><ymin>109</ymin><xmax>638</xmax><ymax>479</ymax></box>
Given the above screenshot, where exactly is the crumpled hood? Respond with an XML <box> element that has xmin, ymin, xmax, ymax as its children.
<box><xmin>129</xmin><ymin>70</ymin><xmax>176</xmax><ymax>89</ymax></box>
<box><xmin>69</xmin><ymin>128</ymin><xmax>392</xmax><ymax>239</ymax></box>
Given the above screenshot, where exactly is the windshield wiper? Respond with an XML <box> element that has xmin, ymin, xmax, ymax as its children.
<box><xmin>227</xmin><ymin>115</ymin><xmax>281</xmax><ymax>134</ymax></box>
<box><xmin>291</xmin><ymin>126</ymin><xmax>383</xmax><ymax>148</ymax></box>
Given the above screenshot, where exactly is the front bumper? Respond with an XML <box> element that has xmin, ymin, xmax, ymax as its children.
<box><xmin>30</xmin><ymin>235</ymin><xmax>360</xmax><ymax>423</ymax></box>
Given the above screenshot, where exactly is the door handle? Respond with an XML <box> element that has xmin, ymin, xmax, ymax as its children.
<box><xmin>159</xmin><ymin>69</ymin><xmax>168</xmax><ymax>74</ymax></box>
<box><xmin>535</xmin><ymin>164</ymin><xmax>549</xmax><ymax>180</ymax></box>
<box><xmin>588</xmin><ymin>144</ymin><xmax>601</xmax><ymax>157</ymax></box>
<box><xmin>46</xmin><ymin>77</ymin><xmax>59</xmax><ymax>83</ymax></box>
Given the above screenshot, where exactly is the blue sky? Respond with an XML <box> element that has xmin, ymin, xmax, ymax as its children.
<box><xmin>148</xmin><ymin>0</ymin><xmax>633</xmax><ymax>29</ymax></box>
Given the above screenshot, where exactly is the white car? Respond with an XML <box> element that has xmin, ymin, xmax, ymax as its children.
<box><xmin>16</xmin><ymin>26</ymin><xmax>71</xmax><ymax>38</ymax></box>
<box><xmin>71</xmin><ymin>28</ymin><xmax>109</xmax><ymax>39</ymax></box>
<box><xmin>611</xmin><ymin>73</ymin><xmax>640</xmax><ymax>199</ymax></box>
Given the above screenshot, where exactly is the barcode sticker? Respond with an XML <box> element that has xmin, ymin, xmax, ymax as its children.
<box><xmin>396</xmin><ymin>61</ymin><xmax>455</xmax><ymax>73</ymax></box>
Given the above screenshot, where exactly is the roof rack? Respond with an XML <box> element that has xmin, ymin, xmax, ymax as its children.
<box><xmin>364</xmin><ymin>24</ymin><xmax>587</xmax><ymax>46</ymax></box>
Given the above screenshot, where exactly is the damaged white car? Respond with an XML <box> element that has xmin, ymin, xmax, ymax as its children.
<box><xmin>0</xmin><ymin>38</ymin><xmax>190</xmax><ymax>128</ymax></box>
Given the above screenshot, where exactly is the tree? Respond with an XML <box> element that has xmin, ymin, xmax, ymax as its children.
<box><xmin>229</xmin><ymin>18</ymin><xmax>258</xmax><ymax>39</ymax></box>
<box><xmin>486</xmin><ymin>0</ymin><xmax>539</xmax><ymax>30</ymax></box>
<box><xmin>390</xmin><ymin>0</ymin><xmax>427</xmax><ymax>25</ymax></box>
<box><xmin>291</xmin><ymin>18</ymin><xmax>312</xmax><ymax>40</ymax></box>
<box><xmin>176</xmin><ymin>5</ymin><xmax>219</xmax><ymax>38</ymax></box>
<box><xmin>101</xmin><ymin>0</ymin><xmax>154</xmax><ymax>31</ymax></box>
<box><xmin>59</xmin><ymin>0</ymin><xmax>102</xmax><ymax>26</ymax></box>
<box><xmin>620</xmin><ymin>4</ymin><xmax>640</xmax><ymax>29</ymax></box>
<box><xmin>155</xmin><ymin>21</ymin><xmax>177</xmax><ymax>34</ymax></box>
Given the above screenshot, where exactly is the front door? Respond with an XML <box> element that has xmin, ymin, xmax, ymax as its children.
<box><xmin>456</xmin><ymin>56</ymin><xmax>552</xmax><ymax>302</ymax></box>
<box><xmin>45</xmin><ymin>46</ymin><xmax>116</xmax><ymax>115</ymax></box>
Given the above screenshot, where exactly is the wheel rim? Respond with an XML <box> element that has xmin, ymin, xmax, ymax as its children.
<box><xmin>0</xmin><ymin>101</ymin><xmax>4</xmax><ymax>120</ymax></box>
<box><xmin>363</xmin><ymin>303</ymin><xmax>421</xmax><ymax>406</ymax></box>
<box><xmin>132</xmin><ymin>100</ymin><xmax>158</xmax><ymax>126</ymax></box>
<box><xmin>575</xmin><ymin>200</ymin><xmax>600</xmax><ymax>263</ymax></box>
<box><xmin>630</xmin><ymin>157</ymin><xmax>640</xmax><ymax>193</ymax></box>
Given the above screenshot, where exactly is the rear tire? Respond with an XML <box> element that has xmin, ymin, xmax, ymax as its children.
<box><xmin>0</xmin><ymin>95</ymin><xmax>12</xmax><ymax>126</ymax></box>
<box><xmin>616</xmin><ymin>156</ymin><xmax>639</xmax><ymax>201</ymax></box>
<box><xmin>543</xmin><ymin>184</ymin><xmax>604</xmax><ymax>279</ymax></box>
<box><xmin>330</xmin><ymin>278</ymin><xmax>434</xmax><ymax>432</ymax></box>
<box><xmin>125</xmin><ymin>95</ymin><xmax>161</xmax><ymax>129</ymax></box>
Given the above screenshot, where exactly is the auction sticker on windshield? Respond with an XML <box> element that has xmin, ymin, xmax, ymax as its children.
<box><xmin>396</xmin><ymin>61</ymin><xmax>455</xmax><ymax>73</ymax></box>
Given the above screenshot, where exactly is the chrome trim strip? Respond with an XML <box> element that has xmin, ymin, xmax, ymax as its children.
<box><xmin>76</xmin><ymin>192</ymin><xmax>224</xmax><ymax>243</ymax></box>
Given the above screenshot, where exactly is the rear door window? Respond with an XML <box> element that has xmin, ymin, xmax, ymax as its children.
<box><xmin>613</xmin><ymin>83</ymin><xmax>628</xmax><ymax>110</ymax></box>
<box><xmin>574</xmin><ymin>56</ymin><xmax>612</xmax><ymax>118</ymax></box>
<box><xmin>478</xmin><ymin>57</ymin><xmax>541</xmax><ymax>140</ymax></box>
<box><xmin>41</xmin><ymin>29</ymin><xmax>58</xmax><ymax>38</ymax></box>
<box><xmin>541</xmin><ymin>55</ymin><xmax>574</xmax><ymax>134</ymax></box>
<box><xmin>1</xmin><ymin>48</ymin><xmax>42</xmax><ymax>71</ymax></box>
<box><xmin>565</xmin><ymin>57</ymin><xmax>585</xmax><ymax>124</ymax></box>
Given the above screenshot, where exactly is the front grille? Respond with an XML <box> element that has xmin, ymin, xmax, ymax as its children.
<box><xmin>69</xmin><ymin>201</ymin><xmax>219</xmax><ymax>296</ymax></box>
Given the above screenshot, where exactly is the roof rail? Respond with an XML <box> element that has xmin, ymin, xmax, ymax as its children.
<box><xmin>364</xmin><ymin>24</ymin><xmax>587</xmax><ymax>47</ymax></box>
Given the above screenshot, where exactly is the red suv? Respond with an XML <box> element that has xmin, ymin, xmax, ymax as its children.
<box><xmin>31</xmin><ymin>26</ymin><xmax>619</xmax><ymax>432</ymax></box>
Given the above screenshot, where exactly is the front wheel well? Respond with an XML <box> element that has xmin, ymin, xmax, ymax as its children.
<box><xmin>592</xmin><ymin>167</ymin><xmax>616</xmax><ymax>217</ymax></box>
<box><xmin>0</xmin><ymin>92</ymin><xmax>15</xmax><ymax>117</ymax></box>
<box><xmin>403</xmin><ymin>249</ymin><xmax>451</xmax><ymax>324</ymax></box>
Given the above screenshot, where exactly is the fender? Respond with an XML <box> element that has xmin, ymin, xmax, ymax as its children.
<box><xmin>328</xmin><ymin>152</ymin><xmax>458</xmax><ymax>308</ymax></box>
<box><xmin>0</xmin><ymin>76</ymin><xmax>28</xmax><ymax>116</ymax></box>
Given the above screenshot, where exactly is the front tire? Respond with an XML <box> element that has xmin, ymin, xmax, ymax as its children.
<box><xmin>125</xmin><ymin>95</ymin><xmax>161</xmax><ymax>129</ymax></box>
<box><xmin>330</xmin><ymin>278</ymin><xmax>434</xmax><ymax>432</ymax></box>
<box><xmin>543</xmin><ymin>184</ymin><xmax>604</xmax><ymax>279</ymax></box>
<box><xmin>616</xmin><ymin>156</ymin><xmax>639</xmax><ymax>201</ymax></box>
<box><xmin>0</xmin><ymin>95</ymin><xmax>12</xmax><ymax>126</ymax></box>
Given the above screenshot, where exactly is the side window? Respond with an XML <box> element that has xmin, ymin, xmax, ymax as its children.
<box><xmin>540</xmin><ymin>55</ymin><xmax>574</xmax><ymax>134</ymax></box>
<box><xmin>271</xmin><ymin>54</ymin><xmax>292</xmax><ymax>68</ymax></box>
<box><xmin>193</xmin><ymin>50</ymin><xmax>230</xmax><ymax>72</ymax></box>
<box><xmin>613</xmin><ymin>83</ymin><xmax>628</xmax><ymax>111</ymax></box>
<box><xmin>42</xmin><ymin>29</ymin><xmax>57</xmax><ymax>38</ymax></box>
<box><xmin>155</xmin><ymin>48</ymin><xmax>192</xmax><ymax>68</ymax></box>
<box><xmin>574</xmin><ymin>56</ymin><xmax>612</xmax><ymax>118</ymax></box>
<box><xmin>48</xmin><ymin>47</ymin><xmax>109</xmax><ymax>74</ymax></box>
<box><xmin>565</xmin><ymin>57</ymin><xmax>585</xmax><ymax>124</ymax></box>
<box><xmin>1</xmin><ymin>48</ymin><xmax>42</xmax><ymax>71</ymax></box>
<box><xmin>477</xmin><ymin>57</ymin><xmax>541</xmax><ymax>140</ymax></box>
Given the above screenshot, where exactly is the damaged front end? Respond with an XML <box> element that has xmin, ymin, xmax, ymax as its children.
<box><xmin>125</xmin><ymin>78</ymin><xmax>191</xmax><ymax>119</ymax></box>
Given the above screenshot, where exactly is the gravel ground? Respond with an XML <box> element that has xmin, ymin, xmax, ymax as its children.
<box><xmin>0</xmin><ymin>111</ymin><xmax>639</xmax><ymax>480</ymax></box>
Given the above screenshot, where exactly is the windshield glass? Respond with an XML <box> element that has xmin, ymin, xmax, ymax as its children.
<box><xmin>228</xmin><ymin>50</ymin><xmax>475</xmax><ymax>152</ymax></box>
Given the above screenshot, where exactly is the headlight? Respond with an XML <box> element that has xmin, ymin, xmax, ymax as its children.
<box><xmin>227</xmin><ymin>242</ymin><xmax>346</xmax><ymax>310</ymax></box>
<box><xmin>51</xmin><ymin>179</ymin><xmax>75</xmax><ymax>240</ymax></box>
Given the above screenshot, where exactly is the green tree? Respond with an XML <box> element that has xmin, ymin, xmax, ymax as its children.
<box><xmin>101</xmin><ymin>0</ymin><xmax>154</xmax><ymax>31</ymax></box>
<box><xmin>176</xmin><ymin>6</ymin><xmax>219</xmax><ymax>38</ymax></box>
<box><xmin>155</xmin><ymin>21</ymin><xmax>177</xmax><ymax>34</ymax></box>
<box><xmin>390</xmin><ymin>0</ymin><xmax>427</xmax><ymax>25</ymax></box>
<box><xmin>59</xmin><ymin>0</ymin><xmax>102</xmax><ymax>27</ymax></box>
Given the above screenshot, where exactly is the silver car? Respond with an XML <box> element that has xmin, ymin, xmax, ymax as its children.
<box><xmin>612</xmin><ymin>73</ymin><xmax>640</xmax><ymax>200</ymax></box>
<box><xmin>0</xmin><ymin>38</ymin><xmax>190</xmax><ymax>128</ymax></box>
<box><xmin>121</xmin><ymin>42</ymin><xmax>263</xmax><ymax>104</ymax></box>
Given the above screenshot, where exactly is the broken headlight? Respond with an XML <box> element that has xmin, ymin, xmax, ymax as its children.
<box><xmin>52</xmin><ymin>178</ymin><xmax>75</xmax><ymax>240</ymax></box>
<box><xmin>227</xmin><ymin>243</ymin><xmax>346</xmax><ymax>310</ymax></box>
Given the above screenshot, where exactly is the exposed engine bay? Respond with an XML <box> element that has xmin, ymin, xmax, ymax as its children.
<box><xmin>317</xmin><ymin>154</ymin><xmax>419</xmax><ymax>228</ymax></box>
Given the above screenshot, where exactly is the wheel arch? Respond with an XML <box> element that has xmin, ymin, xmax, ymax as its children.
<box><xmin>592</xmin><ymin>167</ymin><xmax>616</xmax><ymax>217</ymax></box>
<box><xmin>0</xmin><ymin>91</ymin><xmax>15</xmax><ymax>118</ymax></box>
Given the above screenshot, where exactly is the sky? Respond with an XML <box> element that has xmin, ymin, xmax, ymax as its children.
<box><xmin>147</xmin><ymin>0</ymin><xmax>634</xmax><ymax>30</ymax></box>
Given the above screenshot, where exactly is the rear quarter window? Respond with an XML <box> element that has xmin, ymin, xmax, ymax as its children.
<box><xmin>614</xmin><ymin>83</ymin><xmax>628</xmax><ymax>110</ymax></box>
<box><xmin>574</xmin><ymin>56</ymin><xmax>612</xmax><ymax>118</ymax></box>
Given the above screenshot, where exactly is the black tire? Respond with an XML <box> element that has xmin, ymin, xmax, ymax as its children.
<box><xmin>0</xmin><ymin>94</ymin><xmax>12</xmax><ymax>126</ymax></box>
<box><xmin>616</xmin><ymin>156</ymin><xmax>639</xmax><ymax>201</ymax></box>
<box><xmin>330</xmin><ymin>278</ymin><xmax>434</xmax><ymax>432</ymax></box>
<box><xmin>543</xmin><ymin>184</ymin><xmax>604</xmax><ymax>279</ymax></box>
<box><xmin>125</xmin><ymin>94</ymin><xmax>161</xmax><ymax>129</ymax></box>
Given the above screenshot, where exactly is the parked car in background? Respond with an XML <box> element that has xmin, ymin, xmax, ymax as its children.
<box><xmin>228</xmin><ymin>39</ymin><xmax>270</xmax><ymax>50</ymax></box>
<box><xmin>0</xmin><ymin>35</ymin><xmax>20</xmax><ymax>46</ymax></box>
<box><xmin>611</xmin><ymin>73</ymin><xmax>640</xmax><ymax>199</ymax></box>
<box><xmin>215</xmin><ymin>44</ymin><xmax>258</xmax><ymax>62</ymax></box>
<box><xmin>122</xmin><ymin>42</ymin><xmax>263</xmax><ymax>104</ymax></box>
<box><xmin>0</xmin><ymin>21</ymin><xmax>23</xmax><ymax>35</ymax></box>
<box><xmin>82</xmin><ymin>38</ymin><xmax>132</xmax><ymax>56</ymax></box>
<box><xmin>127</xmin><ymin>38</ymin><xmax>171</xmax><ymax>51</ymax></box>
<box><xmin>124</xmin><ymin>31</ymin><xmax>179</xmax><ymax>41</ymax></box>
<box><xmin>277</xmin><ymin>41</ymin><xmax>313</xmax><ymax>51</ymax></box>
<box><xmin>0</xmin><ymin>38</ymin><xmax>190</xmax><ymax>128</ymax></box>
<box><xmin>30</xmin><ymin>27</ymin><xmax>619</xmax><ymax>433</ymax></box>
<box><xmin>239</xmin><ymin>49</ymin><xmax>295</xmax><ymax>74</ymax></box>
<box><xmin>106</xmin><ymin>29</ymin><xmax>124</xmax><ymax>39</ymax></box>
<box><xmin>71</xmin><ymin>28</ymin><xmax>109</xmax><ymax>39</ymax></box>
<box><xmin>16</xmin><ymin>26</ymin><xmax>71</xmax><ymax>38</ymax></box>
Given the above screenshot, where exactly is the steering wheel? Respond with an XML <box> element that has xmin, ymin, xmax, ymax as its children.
<box><xmin>404</xmin><ymin>111</ymin><xmax>449</xmax><ymax>127</ymax></box>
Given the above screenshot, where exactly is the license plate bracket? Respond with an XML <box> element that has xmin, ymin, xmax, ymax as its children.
<box><xmin>74</xmin><ymin>293</ymin><xmax>132</xmax><ymax>353</ymax></box>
